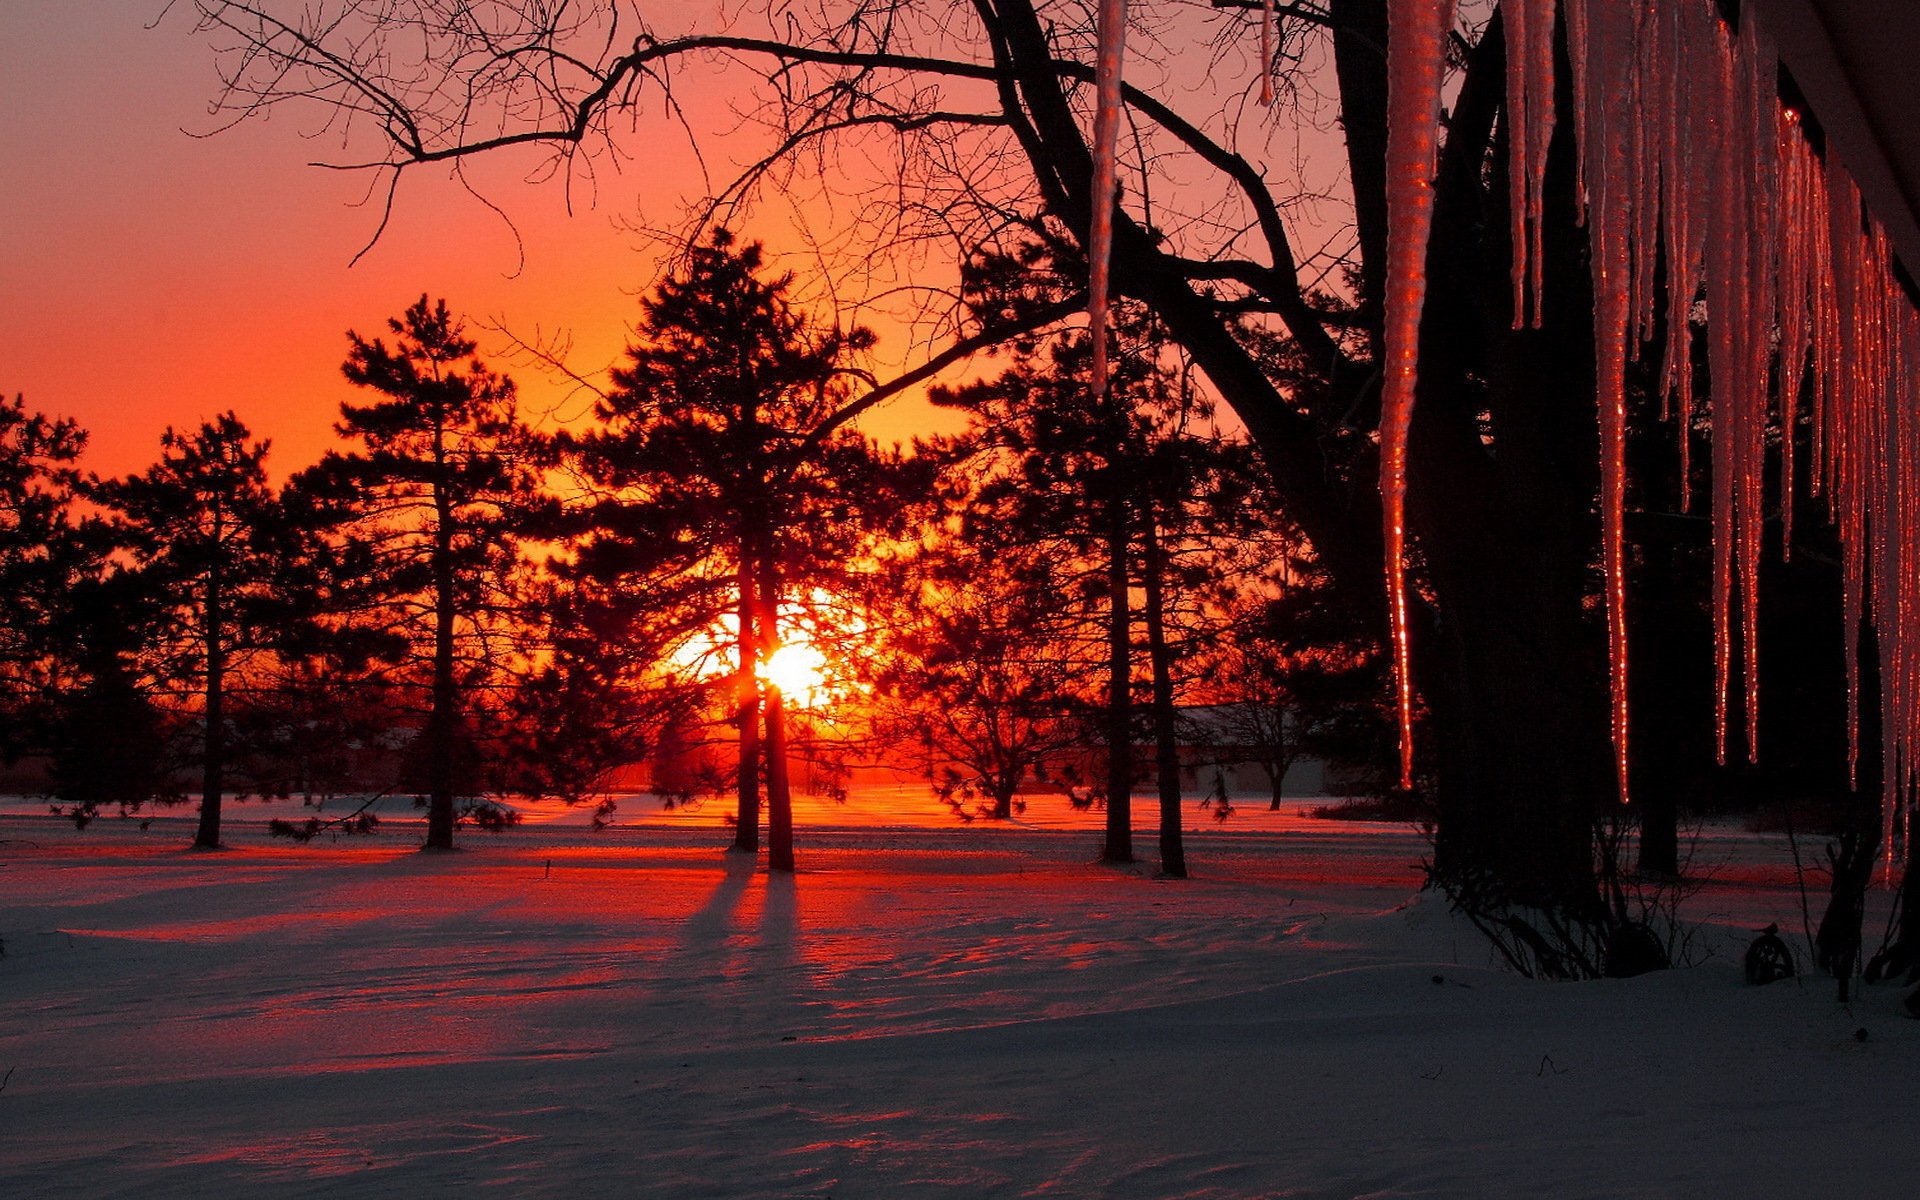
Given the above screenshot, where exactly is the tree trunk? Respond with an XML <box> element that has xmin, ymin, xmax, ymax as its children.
<box><xmin>732</xmin><ymin>553</ymin><xmax>761</xmax><ymax>854</ymax></box>
<box><xmin>764</xmin><ymin>683</ymin><xmax>795</xmax><ymax>872</ymax></box>
<box><xmin>759</xmin><ymin>547</ymin><xmax>795</xmax><ymax>871</ymax></box>
<box><xmin>1636</xmin><ymin>788</ymin><xmax>1680</xmax><ymax>877</ymax></box>
<box><xmin>1101</xmin><ymin>485</ymin><xmax>1134</xmax><ymax>864</ymax></box>
<box><xmin>424</xmin><ymin>469</ymin><xmax>459</xmax><ymax>851</ymax></box>
<box><xmin>1142</xmin><ymin>510</ymin><xmax>1186</xmax><ymax>878</ymax></box>
<box><xmin>194</xmin><ymin>558</ymin><xmax>225</xmax><ymax>849</ymax></box>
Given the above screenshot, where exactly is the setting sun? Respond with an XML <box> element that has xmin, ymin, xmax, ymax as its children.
<box><xmin>760</xmin><ymin>638</ymin><xmax>831</xmax><ymax>701</ymax></box>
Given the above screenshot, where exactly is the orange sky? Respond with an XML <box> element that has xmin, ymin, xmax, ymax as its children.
<box><xmin>2</xmin><ymin>4</ymin><xmax>1351</xmax><ymax>483</ymax></box>
<box><xmin>0</xmin><ymin>4</ymin><xmax>977</xmax><ymax>483</ymax></box>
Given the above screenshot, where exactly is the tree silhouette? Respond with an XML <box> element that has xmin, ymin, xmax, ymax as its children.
<box><xmin>90</xmin><ymin>414</ymin><xmax>288</xmax><ymax>847</ymax></box>
<box><xmin>293</xmin><ymin>296</ymin><xmax>547</xmax><ymax>850</ymax></box>
<box><xmin>567</xmin><ymin>230</ymin><xmax>909</xmax><ymax>871</ymax></box>
<box><xmin>865</xmin><ymin>531</ymin><xmax>1089</xmax><ymax>823</ymax></box>
<box><xmin>0</xmin><ymin>394</ymin><xmax>97</xmax><ymax>764</ymax></box>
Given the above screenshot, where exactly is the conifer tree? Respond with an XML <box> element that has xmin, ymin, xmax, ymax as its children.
<box><xmin>91</xmin><ymin>414</ymin><xmax>286</xmax><ymax>847</ymax></box>
<box><xmin>294</xmin><ymin>296</ymin><xmax>547</xmax><ymax>850</ymax></box>
<box><xmin>568</xmin><ymin>230</ymin><xmax>905</xmax><ymax>871</ymax></box>
<box><xmin>0</xmin><ymin>394</ymin><xmax>96</xmax><ymax>762</ymax></box>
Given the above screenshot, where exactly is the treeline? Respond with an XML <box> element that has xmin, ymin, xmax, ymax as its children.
<box><xmin>0</xmin><ymin>232</ymin><xmax>1390</xmax><ymax>867</ymax></box>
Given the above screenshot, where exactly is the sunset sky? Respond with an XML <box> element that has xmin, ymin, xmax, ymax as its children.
<box><xmin>0</xmin><ymin>3</ymin><xmax>978</xmax><ymax>482</ymax></box>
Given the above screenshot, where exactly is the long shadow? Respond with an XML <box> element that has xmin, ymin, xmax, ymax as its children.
<box><xmin>676</xmin><ymin>852</ymin><xmax>758</xmax><ymax>949</ymax></box>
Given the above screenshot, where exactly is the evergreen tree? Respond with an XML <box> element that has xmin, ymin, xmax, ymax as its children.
<box><xmin>90</xmin><ymin>414</ymin><xmax>287</xmax><ymax>847</ymax></box>
<box><xmin>568</xmin><ymin>229</ymin><xmax>908</xmax><ymax>871</ymax></box>
<box><xmin>294</xmin><ymin>296</ymin><xmax>548</xmax><ymax>850</ymax></box>
<box><xmin>0</xmin><ymin>394</ymin><xmax>97</xmax><ymax>761</ymax></box>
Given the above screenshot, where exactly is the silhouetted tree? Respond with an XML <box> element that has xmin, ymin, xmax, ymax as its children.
<box><xmin>45</xmin><ymin>571</ymin><xmax>176</xmax><ymax>823</ymax></box>
<box><xmin>567</xmin><ymin>230</ymin><xmax>910</xmax><ymax>871</ymax></box>
<box><xmin>935</xmin><ymin>288</ymin><xmax>1259</xmax><ymax>875</ymax></box>
<box><xmin>294</xmin><ymin>296</ymin><xmax>547</xmax><ymax>850</ymax></box>
<box><xmin>90</xmin><ymin>414</ymin><xmax>289</xmax><ymax>847</ymax></box>
<box><xmin>865</xmin><ymin>533</ymin><xmax>1089</xmax><ymax>822</ymax></box>
<box><xmin>0</xmin><ymin>394</ymin><xmax>98</xmax><ymax>761</ymax></box>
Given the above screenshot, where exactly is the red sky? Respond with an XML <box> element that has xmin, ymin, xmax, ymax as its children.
<box><xmin>0</xmin><ymin>4</ymin><xmax>974</xmax><ymax>483</ymax></box>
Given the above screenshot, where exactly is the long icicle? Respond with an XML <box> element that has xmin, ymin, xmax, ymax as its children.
<box><xmin>1088</xmin><ymin>0</ymin><xmax>1127</xmax><ymax>401</ymax></box>
<box><xmin>1580</xmin><ymin>0</ymin><xmax>1635</xmax><ymax>802</ymax></box>
<box><xmin>1380</xmin><ymin>0</ymin><xmax>1457</xmax><ymax>789</ymax></box>
<box><xmin>1523</xmin><ymin>0</ymin><xmax>1553</xmax><ymax>322</ymax></box>
<box><xmin>1505</xmin><ymin>0</ymin><xmax>1534</xmax><ymax>327</ymax></box>
<box><xmin>1260</xmin><ymin>0</ymin><xmax>1276</xmax><ymax>107</ymax></box>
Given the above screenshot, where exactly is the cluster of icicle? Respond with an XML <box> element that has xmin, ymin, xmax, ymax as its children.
<box><xmin>1384</xmin><ymin>0</ymin><xmax>1920</xmax><ymax>863</ymax></box>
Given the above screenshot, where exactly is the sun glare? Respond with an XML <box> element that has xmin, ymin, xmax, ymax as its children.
<box><xmin>761</xmin><ymin>638</ymin><xmax>831</xmax><ymax>701</ymax></box>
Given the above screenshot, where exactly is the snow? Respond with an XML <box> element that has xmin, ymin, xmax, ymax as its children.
<box><xmin>2</xmin><ymin>793</ymin><xmax>1913</xmax><ymax>1197</ymax></box>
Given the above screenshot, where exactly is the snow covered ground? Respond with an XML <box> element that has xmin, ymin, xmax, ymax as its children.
<box><xmin>1</xmin><ymin>790</ymin><xmax>1913</xmax><ymax>1198</ymax></box>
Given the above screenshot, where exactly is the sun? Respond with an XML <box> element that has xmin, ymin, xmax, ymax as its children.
<box><xmin>761</xmin><ymin>638</ymin><xmax>831</xmax><ymax>701</ymax></box>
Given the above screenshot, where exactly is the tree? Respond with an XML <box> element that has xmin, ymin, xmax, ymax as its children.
<box><xmin>90</xmin><ymin>414</ymin><xmax>289</xmax><ymax>847</ymax></box>
<box><xmin>865</xmin><ymin>531</ymin><xmax>1089</xmax><ymax>822</ymax></box>
<box><xmin>567</xmin><ymin>230</ymin><xmax>910</xmax><ymax>871</ymax></box>
<box><xmin>0</xmin><ymin>394</ymin><xmax>98</xmax><ymax>762</ymax></box>
<box><xmin>294</xmin><ymin>296</ymin><xmax>547</xmax><ymax>850</ymax></box>
<box><xmin>1192</xmin><ymin>554</ymin><xmax>1396</xmax><ymax>810</ymax></box>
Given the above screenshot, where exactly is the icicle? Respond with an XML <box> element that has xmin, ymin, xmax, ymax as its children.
<box><xmin>1737</xmin><ymin>10</ymin><xmax>1779</xmax><ymax>764</ymax></box>
<box><xmin>1776</xmin><ymin>111</ymin><xmax>1815</xmax><ymax>560</ymax></box>
<box><xmin>1704</xmin><ymin>14</ymin><xmax>1742</xmax><ymax>765</ymax></box>
<box><xmin>1260</xmin><ymin>0</ymin><xmax>1276</xmax><ymax>107</ymax></box>
<box><xmin>1087</xmin><ymin>0</ymin><xmax>1127</xmax><ymax>401</ymax></box>
<box><xmin>1505</xmin><ymin>0</ymin><xmax>1533</xmax><ymax>328</ymax></box>
<box><xmin>1577</xmin><ymin>0</ymin><xmax>1637</xmax><ymax>800</ymax></box>
<box><xmin>1499</xmin><ymin>0</ymin><xmax>1556</xmax><ymax>329</ymax></box>
<box><xmin>1524</xmin><ymin>0</ymin><xmax>1553</xmax><ymax>323</ymax></box>
<box><xmin>1380</xmin><ymin>0</ymin><xmax>1456</xmax><ymax>790</ymax></box>
<box><xmin>1563</xmin><ymin>0</ymin><xmax>1590</xmax><ymax>224</ymax></box>
<box><xmin>1629</xmin><ymin>2</ymin><xmax>1663</xmax><ymax>354</ymax></box>
<box><xmin>1827</xmin><ymin>154</ymin><xmax>1865</xmax><ymax>787</ymax></box>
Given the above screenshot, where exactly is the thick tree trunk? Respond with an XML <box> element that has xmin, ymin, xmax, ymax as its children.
<box><xmin>1142</xmin><ymin>512</ymin><xmax>1186</xmax><ymax>878</ymax></box>
<box><xmin>1411</xmin><ymin>16</ymin><xmax>1611</xmax><ymax>913</ymax></box>
<box><xmin>1101</xmin><ymin>486</ymin><xmax>1134</xmax><ymax>864</ymax></box>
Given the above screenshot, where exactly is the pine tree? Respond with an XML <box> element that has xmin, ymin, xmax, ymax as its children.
<box><xmin>91</xmin><ymin>414</ymin><xmax>287</xmax><ymax>847</ymax></box>
<box><xmin>294</xmin><ymin>296</ymin><xmax>547</xmax><ymax>850</ymax></box>
<box><xmin>567</xmin><ymin>230</ymin><xmax>906</xmax><ymax>871</ymax></box>
<box><xmin>0</xmin><ymin>395</ymin><xmax>97</xmax><ymax>762</ymax></box>
<box><xmin>933</xmin><ymin>294</ymin><xmax>1257</xmax><ymax>875</ymax></box>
